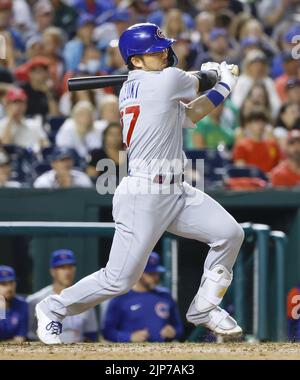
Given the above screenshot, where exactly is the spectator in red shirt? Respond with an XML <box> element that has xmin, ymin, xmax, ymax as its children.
<box><xmin>271</xmin><ymin>130</ymin><xmax>300</xmax><ymax>188</ymax></box>
<box><xmin>233</xmin><ymin>108</ymin><xmax>281</xmax><ymax>173</ymax></box>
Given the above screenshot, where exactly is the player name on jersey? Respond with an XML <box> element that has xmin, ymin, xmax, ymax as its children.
<box><xmin>119</xmin><ymin>80</ymin><xmax>140</xmax><ymax>103</ymax></box>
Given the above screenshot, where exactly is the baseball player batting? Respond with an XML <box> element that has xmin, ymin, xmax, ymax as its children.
<box><xmin>36</xmin><ymin>23</ymin><xmax>244</xmax><ymax>344</ymax></box>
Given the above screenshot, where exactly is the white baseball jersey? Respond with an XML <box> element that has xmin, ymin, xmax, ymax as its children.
<box><xmin>119</xmin><ymin>67</ymin><xmax>198</xmax><ymax>174</ymax></box>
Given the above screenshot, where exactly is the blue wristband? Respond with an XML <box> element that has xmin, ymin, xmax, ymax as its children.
<box><xmin>206</xmin><ymin>82</ymin><xmax>231</xmax><ymax>107</ymax></box>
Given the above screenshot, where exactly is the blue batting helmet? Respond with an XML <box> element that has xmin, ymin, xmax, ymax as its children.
<box><xmin>118</xmin><ymin>23</ymin><xmax>178</xmax><ymax>67</ymax></box>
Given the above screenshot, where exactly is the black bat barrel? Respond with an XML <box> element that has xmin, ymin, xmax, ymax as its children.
<box><xmin>68</xmin><ymin>75</ymin><xmax>128</xmax><ymax>91</ymax></box>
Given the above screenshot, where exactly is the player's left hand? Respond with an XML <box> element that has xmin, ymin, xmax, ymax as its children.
<box><xmin>160</xmin><ymin>324</ymin><xmax>176</xmax><ymax>339</ymax></box>
<box><xmin>200</xmin><ymin>62</ymin><xmax>221</xmax><ymax>80</ymax></box>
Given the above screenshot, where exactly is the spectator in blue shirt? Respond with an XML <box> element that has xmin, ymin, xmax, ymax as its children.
<box><xmin>102</xmin><ymin>252</ymin><xmax>183</xmax><ymax>343</ymax></box>
<box><xmin>0</xmin><ymin>265</ymin><xmax>28</xmax><ymax>342</ymax></box>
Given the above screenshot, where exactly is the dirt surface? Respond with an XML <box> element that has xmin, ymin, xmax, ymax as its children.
<box><xmin>0</xmin><ymin>342</ymin><xmax>300</xmax><ymax>360</ymax></box>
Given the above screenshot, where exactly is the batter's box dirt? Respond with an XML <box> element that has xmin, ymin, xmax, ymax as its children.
<box><xmin>0</xmin><ymin>342</ymin><xmax>300</xmax><ymax>360</ymax></box>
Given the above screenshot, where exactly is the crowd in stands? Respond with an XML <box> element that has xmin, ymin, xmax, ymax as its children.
<box><xmin>0</xmin><ymin>0</ymin><xmax>300</xmax><ymax>190</ymax></box>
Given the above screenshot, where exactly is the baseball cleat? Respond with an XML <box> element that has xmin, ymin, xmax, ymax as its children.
<box><xmin>201</xmin><ymin>307</ymin><xmax>243</xmax><ymax>337</ymax></box>
<box><xmin>36</xmin><ymin>303</ymin><xmax>63</xmax><ymax>345</ymax></box>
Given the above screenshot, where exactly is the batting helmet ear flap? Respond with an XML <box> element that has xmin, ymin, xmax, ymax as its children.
<box><xmin>167</xmin><ymin>46</ymin><xmax>178</xmax><ymax>67</ymax></box>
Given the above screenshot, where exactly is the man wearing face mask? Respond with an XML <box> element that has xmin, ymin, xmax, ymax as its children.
<box><xmin>271</xmin><ymin>130</ymin><xmax>300</xmax><ymax>188</ymax></box>
<box><xmin>101</xmin><ymin>252</ymin><xmax>183</xmax><ymax>343</ymax></box>
<box><xmin>77</xmin><ymin>44</ymin><xmax>102</xmax><ymax>76</ymax></box>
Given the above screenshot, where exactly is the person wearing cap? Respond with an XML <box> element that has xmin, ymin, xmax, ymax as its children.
<box><xmin>32</xmin><ymin>0</ymin><xmax>54</xmax><ymax>36</ymax></box>
<box><xmin>0</xmin><ymin>150</ymin><xmax>22</xmax><ymax>188</ymax></box>
<box><xmin>69</xmin><ymin>0</ymin><xmax>114</xmax><ymax>19</ymax></box>
<box><xmin>233</xmin><ymin>108</ymin><xmax>281</xmax><ymax>173</ymax></box>
<box><xmin>63</xmin><ymin>13</ymin><xmax>97</xmax><ymax>72</ymax></box>
<box><xmin>231</xmin><ymin>49</ymin><xmax>281</xmax><ymax>118</ymax></box>
<box><xmin>101</xmin><ymin>252</ymin><xmax>183</xmax><ymax>343</ymax></box>
<box><xmin>21</xmin><ymin>56</ymin><xmax>59</xmax><ymax>119</ymax></box>
<box><xmin>275</xmin><ymin>52</ymin><xmax>300</xmax><ymax>102</ymax></box>
<box><xmin>0</xmin><ymin>265</ymin><xmax>28</xmax><ymax>342</ymax></box>
<box><xmin>286</xmin><ymin>78</ymin><xmax>300</xmax><ymax>108</ymax></box>
<box><xmin>271</xmin><ymin>130</ymin><xmax>300</xmax><ymax>188</ymax></box>
<box><xmin>33</xmin><ymin>147</ymin><xmax>93</xmax><ymax>188</ymax></box>
<box><xmin>27</xmin><ymin>249</ymin><xmax>98</xmax><ymax>343</ymax></box>
<box><xmin>56</xmin><ymin>101</ymin><xmax>107</xmax><ymax>159</ymax></box>
<box><xmin>0</xmin><ymin>87</ymin><xmax>49</xmax><ymax>153</ymax></box>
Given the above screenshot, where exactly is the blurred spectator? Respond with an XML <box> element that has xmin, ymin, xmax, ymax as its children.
<box><xmin>0</xmin><ymin>87</ymin><xmax>49</xmax><ymax>152</ymax></box>
<box><xmin>93</xmin><ymin>8</ymin><xmax>132</xmax><ymax>51</ymax></box>
<box><xmin>25</xmin><ymin>35</ymin><xmax>44</xmax><ymax>60</ymax></box>
<box><xmin>50</xmin><ymin>0</ymin><xmax>78</xmax><ymax>38</ymax></box>
<box><xmin>275</xmin><ymin>52</ymin><xmax>300</xmax><ymax>102</ymax></box>
<box><xmin>233</xmin><ymin>109</ymin><xmax>281</xmax><ymax>173</ymax></box>
<box><xmin>286</xmin><ymin>280</ymin><xmax>300</xmax><ymax>341</ymax></box>
<box><xmin>70</xmin><ymin>0</ymin><xmax>114</xmax><ymax>19</ymax></box>
<box><xmin>161</xmin><ymin>8</ymin><xmax>186</xmax><ymax>39</ymax></box>
<box><xmin>87</xmin><ymin>122</ymin><xmax>124</xmax><ymax>180</ymax></box>
<box><xmin>236</xmin><ymin>83</ymin><xmax>274</xmax><ymax>143</ymax></box>
<box><xmin>147</xmin><ymin>0</ymin><xmax>194</xmax><ymax>30</ymax></box>
<box><xmin>0</xmin><ymin>265</ymin><xmax>28</xmax><ymax>342</ymax></box>
<box><xmin>32</xmin><ymin>0</ymin><xmax>55</xmax><ymax>37</ymax></box>
<box><xmin>190</xmin><ymin>11</ymin><xmax>215</xmax><ymax>46</ymax></box>
<box><xmin>274</xmin><ymin>102</ymin><xmax>300</xmax><ymax>149</ymax></box>
<box><xmin>193</xmin><ymin>28</ymin><xmax>237</xmax><ymax>69</ymax></box>
<box><xmin>56</xmin><ymin>100</ymin><xmax>107</xmax><ymax>159</ymax></box>
<box><xmin>98</xmin><ymin>94</ymin><xmax>120</xmax><ymax>123</ymax></box>
<box><xmin>77</xmin><ymin>43</ymin><xmax>101</xmax><ymax>76</ymax></box>
<box><xmin>271</xmin><ymin>130</ymin><xmax>300</xmax><ymax>188</ymax></box>
<box><xmin>0</xmin><ymin>0</ymin><xmax>25</xmax><ymax>66</ymax></box>
<box><xmin>196</xmin><ymin>0</ymin><xmax>246</xmax><ymax>15</ymax></box>
<box><xmin>27</xmin><ymin>249</ymin><xmax>98</xmax><ymax>343</ymax></box>
<box><xmin>190</xmin><ymin>103</ymin><xmax>234</xmax><ymax>149</ymax></box>
<box><xmin>21</xmin><ymin>56</ymin><xmax>59</xmax><ymax>119</ymax></box>
<box><xmin>42</xmin><ymin>27</ymin><xmax>65</xmax><ymax>91</ymax></box>
<box><xmin>102</xmin><ymin>252</ymin><xmax>183</xmax><ymax>343</ymax></box>
<box><xmin>286</xmin><ymin>78</ymin><xmax>300</xmax><ymax>107</ymax></box>
<box><xmin>63</xmin><ymin>13</ymin><xmax>96</xmax><ymax>72</ymax></box>
<box><xmin>271</xmin><ymin>24</ymin><xmax>300</xmax><ymax>79</ymax></box>
<box><xmin>0</xmin><ymin>150</ymin><xmax>22</xmax><ymax>188</ymax></box>
<box><xmin>231</xmin><ymin>50</ymin><xmax>281</xmax><ymax>118</ymax></box>
<box><xmin>257</xmin><ymin>0</ymin><xmax>300</xmax><ymax>30</ymax></box>
<box><xmin>12</xmin><ymin>0</ymin><xmax>33</xmax><ymax>38</ymax></box>
<box><xmin>33</xmin><ymin>147</ymin><xmax>93</xmax><ymax>188</ymax></box>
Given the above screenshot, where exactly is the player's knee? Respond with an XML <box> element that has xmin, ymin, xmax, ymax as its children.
<box><xmin>226</xmin><ymin>222</ymin><xmax>244</xmax><ymax>247</ymax></box>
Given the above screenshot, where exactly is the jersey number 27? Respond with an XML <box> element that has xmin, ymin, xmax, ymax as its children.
<box><xmin>120</xmin><ymin>105</ymin><xmax>140</xmax><ymax>147</ymax></box>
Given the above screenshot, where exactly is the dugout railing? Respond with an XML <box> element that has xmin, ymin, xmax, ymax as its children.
<box><xmin>0</xmin><ymin>221</ymin><xmax>287</xmax><ymax>342</ymax></box>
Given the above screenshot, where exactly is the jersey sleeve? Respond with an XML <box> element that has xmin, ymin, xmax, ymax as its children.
<box><xmin>168</xmin><ymin>297</ymin><xmax>183</xmax><ymax>340</ymax></box>
<box><xmin>16</xmin><ymin>301</ymin><xmax>29</xmax><ymax>338</ymax></box>
<box><xmin>101</xmin><ymin>298</ymin><xmax>131</xmax><ymax>343</ymax></box>
<box><xmin>162</xmin><ymin>68</ymin><xmax>198</xmax><ymax>102</ymax></box>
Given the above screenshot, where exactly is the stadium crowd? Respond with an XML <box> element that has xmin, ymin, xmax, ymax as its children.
<box><xmin>0</xmin><ymin>0</ymin><xmax>299</xmax><ymax>190</ymax></box>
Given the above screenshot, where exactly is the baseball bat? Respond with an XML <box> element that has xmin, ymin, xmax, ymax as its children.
<box><xmin>67</xmin><ymin>65</ymin><xmax>239</xmax><ymax>92</ymax></box>
<box><xmin>68</xmin><ymin>75</ymin><xmax>128</xmax><ymax>91</ymax></box>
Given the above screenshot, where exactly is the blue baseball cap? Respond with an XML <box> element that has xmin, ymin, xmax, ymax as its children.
<box><xmin>50</xmin><ymin>147</ymin><xmax>74</xmax><ymax>162</ymax></box>
<box><xmin>50</xmin><ymin>249</ymin><xmax>76</xmax><ymax>269</ymax></box>
<box><xmin>284</xmin><ymin>25</ymin><xmax>300</xmax><ymax>43</ymax></box>
<box><xmin>209</xmin><ymin>28</ymin><xmax>227</xmax><ymax>41</ymax></box>
<box><xmin>0</xmin><ymin>265</ymin><xmax>16</xmax><ymax>283</ymax></box>
<box><xmin>76</xmin><ymin>13</ymin><xmax>96</xmax><ymax>28</ymax></box>
<box><xmin>144</xmin><ymin>252</ymin><xmax>165</xmax><ymax>273</ymax></box>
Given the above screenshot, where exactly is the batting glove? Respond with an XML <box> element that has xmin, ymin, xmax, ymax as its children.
<box><xmin>200</xmin><ymin>62</ymin><xmax>221</xmax><ymax>81</ymax></box>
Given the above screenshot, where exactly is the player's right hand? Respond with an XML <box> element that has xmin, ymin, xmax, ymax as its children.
<box><xmin>130</xmin><ymin>329</ymin><xmax>149</xmax><ymax>343</ymax></box>
<box><xmin>219</xmin><ymin>61</ymin><xmax>238</xmax><ymax>91</ymax></box>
